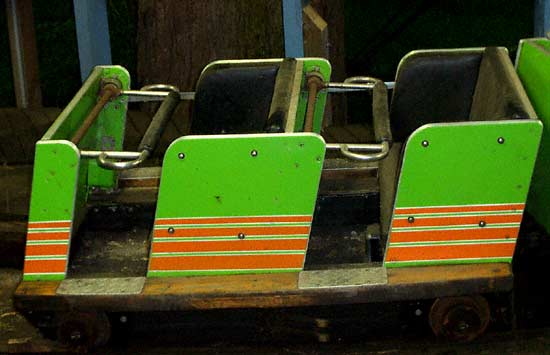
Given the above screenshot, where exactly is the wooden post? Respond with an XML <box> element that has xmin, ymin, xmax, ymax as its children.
<box><xmin>5</xmin><ymin>0</ymin><xmax>42</xmax><ymax>108</ymax></box>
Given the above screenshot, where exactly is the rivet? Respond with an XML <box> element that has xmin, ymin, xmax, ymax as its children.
<box><xmin>168</xmin><ymin>227</ymin><xmax>175</xmax><ymax>234</ymax></box>
<box><xmin>497</xmin><ymin>137</ymin><xmax>505</xmax><ymax>144</ymax></box>
<box><xmin>479</xmin><ymin>221</ymin><xmax>486</xmax><ymax>227</ymax></box>
<box><xmin>178</xmin><ymin>152</ymin><xmax>185</xmax><ymax>159</ymax></box>
<box><xmin>408</xmin><ymin>216</ymin><xmax>415</xmax><ymax>223</ymax></box>
<box><xmin>251</xmin><ymin>150</ymin><xmax>258</xmax><ymax>157</ymax></box>
<box><xmin>238</xmin><ymin>232</ymin><xmax>245</xmax><ymax>239</ymax></box>
<box><xmin>421</xmin><ymin>140</ymin><xmax>429</xmax><ymax>147</ymax></box>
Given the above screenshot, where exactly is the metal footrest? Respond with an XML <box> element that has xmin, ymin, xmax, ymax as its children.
<box><xmin>298</xmin><ymin>266</ymin><xmax>387</xmax><ymax>289</ymax></box>
<box><xmin>56</xmin><ymin>277</ymin><xmax>146</xmax><ymax>295</ymax></box>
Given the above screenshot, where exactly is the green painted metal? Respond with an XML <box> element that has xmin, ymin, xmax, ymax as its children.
<box><xmin>42</xmin><ymin>66</ymin><xmax>130</xmax><ymax>190</ymax></box>
<box><xmin>23</xmin><ymin>141</ymin><xmax>81</xmax><ymax>281</ymax></box>
<box><xmin>516</xmin><ymin>38</ymin><xmax>550</xmax><ymax>233</ymax></box>
<box><xmin>394</xmin><ymin>121</ymin><xmax>541</xmax><ymax>207</ymax></box>
<box><xmin>23</xmin><ymin>66</ymin><xmax>131</xmax><ymax>281</ymax></box>
<box><xmin>154</xmin><ymin>134</ymin><xmax>325</xmax><ymax>218</ymax></box>
<box><xmin>149</xmin><ymin>133</ymin><xmax>326</xmax><ymax>277</ymax></box>
<box><xmin>385</xmin><ymin>120</ymin><xmax>542</xmax><ymax>268</ymax></box>
<box><xmin>294</xmin><ymin>59</ymin><xmax>331</xmax><ymax>133</ymax></box>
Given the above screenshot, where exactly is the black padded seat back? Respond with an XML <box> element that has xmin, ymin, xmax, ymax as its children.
<box><xmin>191</xmin><ymin>65</ymin><xmax>279</xmax><ymax>134</ymax></box>
<box><xmin>469</xmin><ymin>47</ymin><xmax>536</xmax><ymax>121</ymax></box>
<box><xmin>390</xmin><ymin>50</ymin><xmax>483</xmax><ymax>142</ymax></box>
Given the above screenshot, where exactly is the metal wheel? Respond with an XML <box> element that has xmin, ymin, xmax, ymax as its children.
<box><xmin>56</xmin><ymin>311</ymin><xmax>111</xmax><ymax>349</ymax></box>
<box><xmin>429</xmin><ymin>295</ymin><xmax>490</xmax><ymax>342</ymax></box>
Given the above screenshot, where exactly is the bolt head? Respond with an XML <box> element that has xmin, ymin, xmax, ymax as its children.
<box><xmin>251</xmin><ymin>150</ymin><xmax>258</xmax><ymax>157</ymax></box>
<box><xmin>168</xmin><ymin>227</ymin><xmax>175</xmax><ymax>234</ymax></box>
<box><xmin>497</xmin><ymin>137</ymin><xmax>505</xmax><ymax>144</ymax></box>
<box><xmin>421</xmin><ymin>140</ymin><xmax>429</xmax><ymax>147</ymax></box>
<box><xmin>408</xmin><ymin>216</ymin><xmax>415</xmax><ymax>223</ymax></box>
<box><xmin>178</xmin><ymin>152</ymin><xmax>185</xmax><ymax>159</ymax></box>
<box><xmin>238</xmin><ymin>232</ymin><xmax>245</xmax><ymax>239</ymax></box>
<box><xmin>479</xmin><ymin>221</ymin><xmax>486</xmax><ymax>227</ymax></box>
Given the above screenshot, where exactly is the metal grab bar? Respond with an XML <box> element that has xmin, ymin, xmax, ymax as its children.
<box><xmin>327</xmin><ymin>141</ymin><xmax>390</xmax><ymax>162</ymax></box>
<box><xmin>90</xmin><ymin>89</ymin><xmax>181</xmax><ymax>170</ymax></box>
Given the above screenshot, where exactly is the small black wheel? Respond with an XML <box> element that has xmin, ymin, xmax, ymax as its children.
<box><xmin>57</xmin><ymin>311</ymin><xmax>111</xmax><ymax>349</ymax></box>
<box><xmin>429</xmin><ymin>295</ymin><xmax>490</xmax><ymax>342</ymax></box>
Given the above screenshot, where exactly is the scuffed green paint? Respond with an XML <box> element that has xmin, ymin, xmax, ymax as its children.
<box><xmin>516</xmin><ymin>38</ymin><xmax>550</xmax><ymax>233</ymax></box>
<box><xmin>154</xmin><ymin>134</ymin><xmax>326</xmax><ymax>218</ymax></box>
<box><xmin>23</xmin><ymin>274</ymin><xmax>66</xmax><ymax>281</ymax></box>
<box><xmin>295</xmin><ymin>59</ymin><xmax>331</xmax><ymax>133</ymax></box>
<box><xmin>393</xmin><ymin>121</ymin><xmax>542</xmax><ymax>208</ymax></box>
<box><xmin>23</xmin><ymin>141</ymin><xmax>80</xmax><ymax>281</ymax></box>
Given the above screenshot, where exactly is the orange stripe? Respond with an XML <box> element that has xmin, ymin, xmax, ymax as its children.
<box><xmin>390</xmin><ymin>227</ymin><xmax>519</xmax><ymax>243</ymax></box>
<box><xmin>392</xmin><ymin>214</ymin><xmax>523</xmax><ymax>228</ymax></box>
<box><xmin>152</xmin><ymin>239</ymin><xmax>308</xmax><ymax>253</ymax></box>
<box><xmin>395</xmin><ymin>204</ymin><xmax>524</xmax><ymax>215</ymax></box>
<box><xmin>155</xmin><ymin>215</ymin><xmax>312</xmax><ymax>225</ymax></box>
<box><xmin>28</xmin><ymin>221</ymin><xmax>71</xmax><ymax>229</ymax></box>
<box><xmin>155</xmin><ymin>226</ymin><xmax>311</xmax><ymax>238</ymax></box>
<box><xmin>26</xmin><ymin>232</ymin><xmax>70</xmax><ymax>241</ymax></box>
<box><xmin>25</xmin><ymin>244</ymin><xmax>68</xmax><ymax>256</ymax></box>
<box><xmin>149</xmin><ymin>254</ymin><xmax>304</xmax><ymax>271</ymax></box>
<box><xmin>386</xmin><ymin>243</ymin><xmax>515</xmax><ymax>262</ymax></box>
<box><xmin>23</xmin><ymin>259</ymin><xmax>66</xmax><ymax>274</ymax></box>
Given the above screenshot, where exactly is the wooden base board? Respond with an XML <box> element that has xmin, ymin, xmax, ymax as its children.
<box><xmin>14</xmin><ymin>263</ymin><xmax>512</xmax><ymax>313</ymax></box>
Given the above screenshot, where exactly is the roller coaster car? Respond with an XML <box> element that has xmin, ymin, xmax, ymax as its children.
<box><xmin>15</xmin><ymin>44</ymin><xmax>545</xmax><ymax>348</ymax></box>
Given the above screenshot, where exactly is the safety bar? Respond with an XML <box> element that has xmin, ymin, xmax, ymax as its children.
<box><xmin>121</xmin><ymin>84</ymin><xmax>194</xmax><ymax>102</ymax></box>
<box><xmin>81</xmin><ymin>89</ymin><xmax>181</xmax><ymax>170</ymax></box>
<box><xmin>325</xmin><ymin>77</ymin><xmax>393</xmax><ymax>162</ymax></box>
<box><xmin>71</xmin><ymin>79</ymin><xmax>121</xmax><ymax>144</ymax></box>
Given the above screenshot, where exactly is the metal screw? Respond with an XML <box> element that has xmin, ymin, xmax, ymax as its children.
<box><xmin>479</xmin><ymin>221</ymin><xmax>486</xmax><ymax>227</ymax></box>
<box><xmin>120</xmin><ymin>315</ymin><xmax>128</xmax><ymax>323</ymax></box>
<box><xmin>70</xmin><ymin>330</ymin><xmax>82</xmax><ymax>341</ymax></box>
<box><xmin>415</xmin><ymin>309</ymin><xmax>423</xmax><ymax>316</ymax></box>
<box><xmin>421</xmin><ymin>140</ymin><xmax>429</xmax><ymax>147</ymax></box>
<box><xmin>168</xmin><ymin>227</ymin><xmax>175</xmax><ymax>234</ymax></box>
<box><xmin>238</xmin><ymin>232</ymin><xmax>245</xmax><ymax>239</ymax></box>
<box><xmin>497</xmin><ymin>137</ymin><xmax>505</xmax><ymax>144</ymax></box>
<box><xmin>408</xmin><ymin>216</ymin><xmax>415</xmax><ymax>224</ymax></box>
<box><xmin>251</xmin><ymin>150</ymin><xmax>258</xmax><ymax>157</ymax></box>
<box><xmin>178</xmin><ymin>152</ymin><xmax>185</xmax><ymax>159</ymax></box>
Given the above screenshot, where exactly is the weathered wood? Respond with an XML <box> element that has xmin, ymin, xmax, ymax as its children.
<box><xmin>137</xmin><ymin>0</ymin><xmax>284</xmax><ymax>138</ymax></box>
<box><xmin>14</xmin><ymin>263</ymin><xmax>512</xmax><ymax>313</ymax></box>
<box><xmin>5</xmin><ymin>0</ymin><xmax>42</xmax><ymax>108</ymax></box>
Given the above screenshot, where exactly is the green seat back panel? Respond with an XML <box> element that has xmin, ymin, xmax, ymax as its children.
<box><xmin>22</xmin><ymin>66</ymin><xmax>130</xmax><ymax>281</ymax></box>
<box><xmin>516</xmin><ymin>38</ymin><xmax>550</xmax><ymax>233</ymax></box>
<box><xmin>23</xmin><ymin>141</ymin><xmax>81</xmax><ymax>281</ymax></box>
<box><xmin>149</xmin><ymin>133</ymin><xmax>326</xmax><ymax>277</ymax></box>
<box><xmin>385</xmin><ymin>121</ymin><xmax>542</xmax><ymax>268</ymax></box>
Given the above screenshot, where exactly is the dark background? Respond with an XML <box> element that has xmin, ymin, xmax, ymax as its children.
<box><xmin>0</xmin><ymin>0</ymin><xmax>534</xmax><ymax>107</ymax></box>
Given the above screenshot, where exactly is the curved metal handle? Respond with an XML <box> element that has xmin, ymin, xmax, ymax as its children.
<box><xmin>140</xmin><ymin>84</ymin><xmax>180</xmax><ymax>92</ymax></box>
<box><xmin>338</xmin><ymin>141</ymin><xmax>390</xmax><ymax>162</ymax></box>
<box><xmin>97</xmin><ymin>150</ymin><xmax>149</xmax><ymax>171</ymax></box>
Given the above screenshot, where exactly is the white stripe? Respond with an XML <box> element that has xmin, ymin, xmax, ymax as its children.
<box><xmin>389</xmin><ymin>240</ymin><xmax>516</xmax><ymax>248</ymax></box>
<box><xmin>394</xmin><ymin>202</ymin><xmax>524</xmax><ymax>210</ymax></box>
